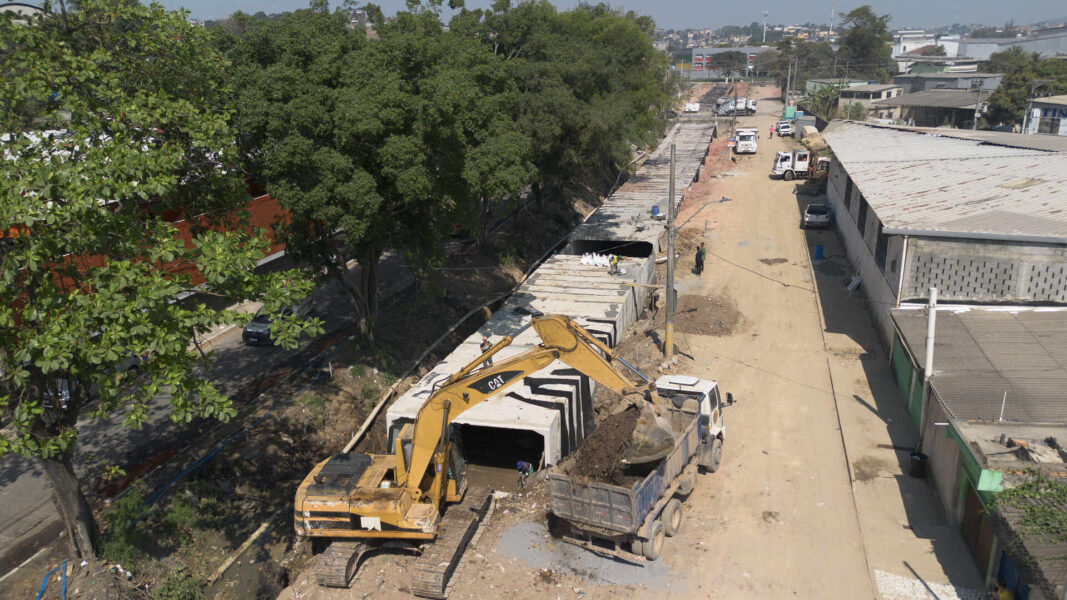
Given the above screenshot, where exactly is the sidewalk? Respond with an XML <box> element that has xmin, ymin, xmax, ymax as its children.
<box><xmin>802</xmin><ymin>209</ymin><xmax>987</xmax><ymax>600</ymax></box>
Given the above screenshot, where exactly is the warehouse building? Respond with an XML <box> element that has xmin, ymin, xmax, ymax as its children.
<box><xmin>820</xmin><ymin>121</ymin><xmax>1067</xmax><ymax>347</ymax></box>
<box><xmin>891</xmin><ymin>308</ymin><xmax>1067</xmax><ymax>600</ymax></box>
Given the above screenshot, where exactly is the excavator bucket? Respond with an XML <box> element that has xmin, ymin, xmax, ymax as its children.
<box><xmin>622</xmin><ymin>406</ymin><xmax>676</xmax><ymax>465</ymax></box>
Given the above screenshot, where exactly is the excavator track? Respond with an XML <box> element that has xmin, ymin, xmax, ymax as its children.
<box><xmin>411</xmin><ymin>490</ymin><xmax>493</xmax><ymax>599</ymax></box>
<box><xmin>315</xmin><ymin>540</ymin><xmax>369</xmax><ymax>588</ymax></box>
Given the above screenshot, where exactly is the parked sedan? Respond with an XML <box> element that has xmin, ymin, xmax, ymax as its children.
<box><xmin>802</xmin><ymin>203</ymin><xmax>832</xmax><ymax>229</ymax></box>
<box><xmin>243</xmin><ymin>300</ymin><xmax>311</xmax><ymax>346</ymax></box>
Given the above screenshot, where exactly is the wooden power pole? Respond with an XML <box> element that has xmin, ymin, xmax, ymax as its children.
<box><xmin>665</xmin><ymin>144</ymin><xmax>676</xmax><ymax>358</ymax></box>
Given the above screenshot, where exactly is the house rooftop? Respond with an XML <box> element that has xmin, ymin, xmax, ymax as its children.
<box><xmin>891</xmin><ymin>307</ymin><xmax>1067</xmax><ymax>424</ymax></box>
<box><xmin>894</xmin><ymin>72</ymin><xmax>1003</xmax><ymax>79</ymax></box>
<box><xmin>821</xmin><ymin>121</ymin><xmax>1067</xmax><ymax>242</ymax></box>
<box><xmin>1033</xmin><ymin>94</ymin><xmax>1067</xmax><ymax>107</ymax></box>
<box><xmin>872</xmin><ymin>89</ymin><xmax>983</xmax><ymax>109</ymax></box>
<box><xmin>839</xmin><ymin>84</ymin><xmax>902</xmax><ymax>93</ymax></box>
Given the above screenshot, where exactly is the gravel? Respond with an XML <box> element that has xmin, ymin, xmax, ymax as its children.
<box><xmin>496</xmin><ymin>521</ymin><xmax>679</xmax><ymax>589</ymax></box>
<box><xmin>874</xmin><ymin>569</ymin><xmax>985</xmax><ymax>600</ymax></box>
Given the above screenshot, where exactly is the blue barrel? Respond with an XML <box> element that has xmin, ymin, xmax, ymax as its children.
<box><xmin>651</xmin><ymin>205</ymin><xmax>661</xmax><ymax>217</ymax></box>
<box><xmin>814</xmin><ymin>245</ymin><xmax>824</xmax><ymax>260</ymax></box>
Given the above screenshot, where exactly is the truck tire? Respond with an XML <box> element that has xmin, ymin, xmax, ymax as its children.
<box><xmin>783</xmin><ymin>170</ymin><xmax>796</xmax><ymax>181</ymax></box>
<box><xmin>637</xmin><ymin>520</ymin><xmax>665</xmax><ymax>561</ymax></box>
<box><xmin>708</xmin><ymin>438</ymin><xmax>723</xmax><ymax>473</ymax></box>
<box><xmin>663</xmin><ymin>499</ymin><xmax>683</xmax><ymax>537</ymax></box>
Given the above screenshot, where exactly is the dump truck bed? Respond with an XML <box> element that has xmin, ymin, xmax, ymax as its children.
<box><xmin>546</xmin><ymin>408</ymin><xmax>702</xmax><ymax>536</ymax></box>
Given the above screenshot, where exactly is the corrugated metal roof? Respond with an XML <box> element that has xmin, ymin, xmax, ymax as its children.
<box><xmin>872</xmin><ymin>89</ymin><xmax>981</xmax><ymax>109</ymax></box>
<box><xmin>892</xmin><ymin>308</ymin><xmax>1067</xmax><ymax>423</ymax></box>
<box><xmin>892</xmin><ymin>127</ymin><xmax>1067</xmax><ymax>152</ymax></box>
<box><xmin>822</xmin><ymin>121</ymin><xmax>1067</xmax><ymax>240</ymax></box>
<box><xmin>895</xmin><ymin>72</ymin><xmax>1002</xmax><ymax>79</ymax></box>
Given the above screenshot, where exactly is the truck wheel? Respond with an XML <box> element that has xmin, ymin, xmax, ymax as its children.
<box><xmin>640</xmin><ymin>520</ymin><xmax>665</xmax><ymax>560</ymax></box>
<box><xmin>783</xmin><ymin>171</ymin><xmax>796</xmax><ymax>181</ymax></box>
<box><xmin>708</xmin><ymin>438</ymin><xmax>723</xmax><ymax>473</ymax></box>
<box><xmin>663</xmin><ymin>499</ymin><xmax>683</xmax><ymax>537</ymax></box>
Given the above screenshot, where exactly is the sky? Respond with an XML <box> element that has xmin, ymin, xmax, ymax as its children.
<box><xmin>156</xmin><ymin>0</ymin><xmax>1064</xmax><ymax>31</ymax></box>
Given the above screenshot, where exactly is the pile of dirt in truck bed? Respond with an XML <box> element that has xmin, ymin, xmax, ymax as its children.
<box><xmin>566</xmin><ymin>406</ymin><xmax>641</xmax><ymax>485</ymax></box>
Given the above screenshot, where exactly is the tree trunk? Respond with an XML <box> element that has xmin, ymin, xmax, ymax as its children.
<box><xmin>41</xmin><ymin>451</ymin><xmax>99</xmax><ymax>559</ymax></box>
<box><xmin>359</xmin><ymin>251</ymin><xmax>379</xmax><ymax>332</ymax></box>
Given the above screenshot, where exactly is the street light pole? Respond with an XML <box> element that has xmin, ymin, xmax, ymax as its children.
<box><xmin>762</xmin><ymin>10</ymin><xmax>769</xmax><ymax>44</ymax></box>
<box><xmin>664</xmin><ymin>144</ymin><xmax>676</xmax><ymax>358</ymax></box>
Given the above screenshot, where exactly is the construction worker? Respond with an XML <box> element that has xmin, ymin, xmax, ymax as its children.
<box><xmin>516</xmin><ymin>460</ymin><xmax>535</xmax><ymax>488</ymax></box>
<box><xmin>480</xmin><ymin>336</ymin><xmax>493</xmax><ymax>368</ymax></box>
<box><xmin>609</xmin><ymin>254</ymin><xmax>621</xmax><ymax>275</ymax></box>
<box><xmin>695</xmin><ymin>242</ymin><xmax>706</xmax><ymax>276</ymax></box>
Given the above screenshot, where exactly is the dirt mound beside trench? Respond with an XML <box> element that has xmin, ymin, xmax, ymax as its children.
<box><xmin>654</xmin><ymin>293</ymin><xmax>744</xmax><ymax>337</ymax></box>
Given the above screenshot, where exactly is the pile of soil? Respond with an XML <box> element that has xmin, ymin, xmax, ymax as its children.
<box><xmin>653</xmin><ymin>294</ymin><xmax>744</xmax><ymax>337</ymax></box>
<box><xmin>566</xmin><ymin>407</ymin><xmax>640</xmax><ymax>485</ymax></box>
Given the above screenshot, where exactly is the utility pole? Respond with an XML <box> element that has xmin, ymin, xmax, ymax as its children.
<box><xmin>915</xmin><ymin>287</ymin><xmax>937</xmax><ymax>451</ymax></box>
<box><xmin>829</xmin><ymin>0</ymin><xmax>835</xmax><ymax>37</ymax></box>
<box><xmin>785</xmin><ymin>57</ymin><xmax>792</xmax><ymax>103</ymax></box>
<box><xmin>971</xmin><ymin>78</ymin><xmax>985</xmax><ymax>130</ymax></box>
<box><xmin>664</xmin><ymin>144</ymin><xmax>676</xmax><ymax>358</ymax></box>
<box><xmin>762</xmin><ymin>10</ymin><xmax>769</xmax><ymax>44</ymax></box>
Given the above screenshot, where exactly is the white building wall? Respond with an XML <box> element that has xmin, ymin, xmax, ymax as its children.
<box><xmin>826</xmin><ymin>159</ymin><xmax>903</xmax><ymax>346</ymax></box>
<box><xmin>923</xmin><ymin>397</ymin><xmax>965</xmax><ymax>526</ymax></box>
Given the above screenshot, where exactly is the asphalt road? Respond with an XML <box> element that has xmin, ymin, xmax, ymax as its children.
<box><xmin>0</xmin><ymin>253</ymin><xmax>413</xmax><ymax>576</ymax></box>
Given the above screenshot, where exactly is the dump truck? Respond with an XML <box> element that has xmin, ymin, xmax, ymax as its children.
<box><xmin>546</xmin><ymin>374</ymin><xmax>730</xmax><ymax>562</ymax></box>
<box><xmin>734</xmin><ymin>127</ymin><xmax>758</xmax><ymax>154</ymax></box>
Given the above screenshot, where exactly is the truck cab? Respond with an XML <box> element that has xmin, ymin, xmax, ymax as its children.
<box><xmin>655</xmin><ymin>375</ymin><xmax>727</xmax><ymax>473</ymax></box>
<box><xmin>734</xmin><ymin>127</ymin><xmax>758</xmax><ymax>154</ymax></box>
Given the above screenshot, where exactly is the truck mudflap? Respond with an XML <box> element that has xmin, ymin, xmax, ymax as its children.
<box><xmin>559</xmin><ymin>535</ymin><xmax>647</xmax><ymax>564</ymax></box>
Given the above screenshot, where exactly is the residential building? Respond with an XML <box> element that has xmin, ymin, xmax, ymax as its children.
<box><xmin>837</xmin><ymin>84</ymin><xmax>903</xmax><ymax>118</ymax></box>
<box><xmin>871</xmin><ymin>89</ymin><xmax>986</xmax><ymax>127</ymax></box>
<box><xmin>956</xmin><ymin>27</ymin><xmax>1067</xmax><ymax>60</ymax></box>
<box><xmin>893</xmin><ymin>29</ymin><xmax>938</xmax><ymax>56</ymax></box>
<box><xmin>1024</xmin><ymin>95</ymin><xmax>1067</xmax><ymax>136</ymax></box>
<box><xmin>892</xmin><ymin>72</ymin><xmax>1002</xmax><ymax>94</ymax></box>
<box><xmin>894</xmin><ymin>55</ymin><xmax>980</xmax><ymax>75</ymax></box>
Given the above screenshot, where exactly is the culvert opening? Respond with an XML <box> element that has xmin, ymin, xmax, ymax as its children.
<box><xmin>570</xmin><ymin>239</ymin><xmax>653</xmax><ymax>258</ymax></box>
<box><xmin>457</xmin><ymin>424</ymin><xmax>545</xmax><ymax>492</ymax></box>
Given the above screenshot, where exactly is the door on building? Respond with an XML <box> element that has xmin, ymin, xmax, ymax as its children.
<box><xmin>960</xmin><ymin>481</ymin><xmax>995</xmax><ymax>578</ymax></box>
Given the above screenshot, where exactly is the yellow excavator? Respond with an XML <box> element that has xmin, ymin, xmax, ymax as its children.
<box><xmin>294</xmin><ymin>314</ymin><xmax>674</xmax><ymax>597</ymax></box>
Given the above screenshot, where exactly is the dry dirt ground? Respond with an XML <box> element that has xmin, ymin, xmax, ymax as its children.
<box><xmin>273</xmin><ymin>85</ymin><xmax>985</xmax><ymax>600</ymax></box>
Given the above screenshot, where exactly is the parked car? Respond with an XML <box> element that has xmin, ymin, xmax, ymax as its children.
<box><xmin>802</xmin><ymin>203</ymin><xmax>832</xmax><ymax>229</ymax></box>
<box><xmin>776</xmin><ymin>121</ymin><xmax>794</xmax><ymax>137</ymax></box>
<box><xmin>243</xmin><ymin>299</ymin><xmax>312</xmax><ymax>346</ymax></box>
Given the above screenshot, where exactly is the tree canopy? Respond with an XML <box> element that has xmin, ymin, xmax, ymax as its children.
<box><xmin>0</xmin><ymin>0</ymin><xmax>319</xmax><ymax>558</ymax></box>
<box><xmin>220</xmin><ymin>0</ymin><xmax>672</xmax><ymax>334</ymax></box>
<box><xmin>984</xmin><ymin>50</ymin><xmax>1067</xmax><ymax>127</ymax></box>
<box><xmin>837</xmin><ymin>6</ymin><xmax>892</xmax><ymax>81</ymax></box>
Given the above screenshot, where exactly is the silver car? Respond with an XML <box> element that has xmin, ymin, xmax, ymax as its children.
<box><xmin>243</xmin><ymin>299</ymin><xmax>311</xmax><ymax>346</ymax></box>
<box><xmin>802</xmin><ymin>203</ymin><xmax>832</xmax><ymax>229</ymax></box>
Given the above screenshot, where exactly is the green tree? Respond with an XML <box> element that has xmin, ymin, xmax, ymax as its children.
<box><xmin>984</xmin><ymin>55</ymin><xmax>1067</xmax><ymax>127</ymax></box>
<box><xmin>837</xmin><ymin>5</ymin><xmax>892</xmax><ymax>81</ymax></box>
<box><xmin>0</xmin><ymin>1</ymin><xmax>318</xmax><ymax>559</ymax></box>
<box><xmin>985</xmin><ymin>46</ymin><xmax>1038</xmax><ymax>76</ymax></box>
<box><xmin>807</xmin><ymin>84</ymin><xmax>842</xmax><ymax>120</ymax></box>
<box><xmin>846</xmin><ymin>101</ymin><xmax>868</xmax><ymax>120</ymax></box>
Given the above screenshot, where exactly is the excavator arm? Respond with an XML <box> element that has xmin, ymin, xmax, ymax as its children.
<box><xmin>400</xmin><ymin>315</ymin><xmax>655</xmax><ymax>493</ymax></box>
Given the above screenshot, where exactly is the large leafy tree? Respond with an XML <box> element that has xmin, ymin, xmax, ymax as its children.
<box><xmin>837</xmin><ymin>5</ymin><xmax>892</xmax><ymax>81</ymax></box>
<box><xmin>0</xmin><ymin>1</ymin><xmax>318</xmax><ymax>558</ymax></box>
<box><xmin>985</xmin><ymin>53</ymin><xmax>1067</xmax><ymax>127</ymax></box>
<box><xmin>225</xmin><ymin>2</ymin><xmax>533</xmax><ymax>334</ymax></box>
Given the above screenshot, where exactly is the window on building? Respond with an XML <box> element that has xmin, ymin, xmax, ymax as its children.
<box><xmin>857</xmin><ymin>195</ymin><xmax>868</xmax><ymax>237</ymax></box>
<box><xmin>1037</xmin><ymin>117</ymin><xmax>1062</xmax><ymax>135</ymax></box>
<box><xmin>875</xmin><ymin>222</ymin><xmax>889</xmax><ymax>273</ymax></box>
<box><xmin>844</xmin><ymin>177</ymin><xmax>854</xmax><ymax>212</ymax></box>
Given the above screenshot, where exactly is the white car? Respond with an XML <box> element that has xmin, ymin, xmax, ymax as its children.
<box><xmin>243</xmin><ymin>299</ymin><xmax>312</xmax><ymax>345</ymax></box>
<box><xmin>802</xmin><ymin>203</ymin><xmax>832</xmax><ymax>229</ymax></box>
<box><xmin>776</xmin><ymin>121</ymin><xmax>794</xmax><ymax>137</ymax></box>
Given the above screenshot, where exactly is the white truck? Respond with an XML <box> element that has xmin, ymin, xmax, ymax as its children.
<box><xmin>772</xmin><ymin>149</ymin><xmax>830</xmax><ymax>181</ymax></box>
<box><xmin>734</xmin><ymin>127</ymin><xmax>758</xmax><ymax>154</ymax></box>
